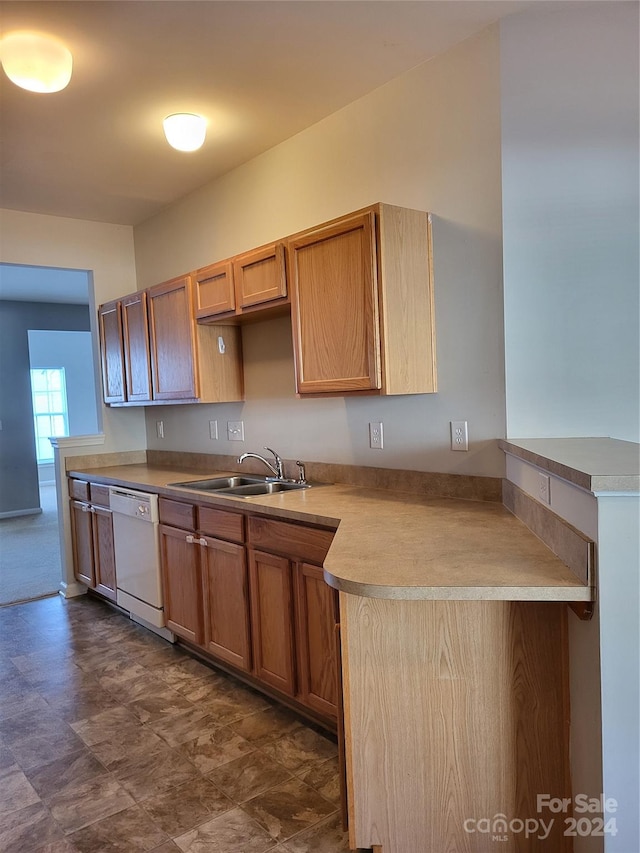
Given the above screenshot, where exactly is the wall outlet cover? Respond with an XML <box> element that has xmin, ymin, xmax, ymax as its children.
<box><xmin>450</xmin><ymin>420</ymin><xmax>468</xmax><ymax>451</ymax></box>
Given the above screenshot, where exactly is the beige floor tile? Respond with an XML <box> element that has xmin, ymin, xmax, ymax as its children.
<box><xmin>0</xmin><ymin>801</ymin><xmax>66</xmax><ymax>850</ymax></box>
<box><xmin>25</xmin><ymin>748</ymin><xmax>108</xmax><ymax>800</ymax></box>
<box><xmin>0</xmin><ymin>767</ymin><xmax>40</xmax><ymax>818</ymax></box>
<box><xmin>241</xmin><ymin>777</ymin><xmax>336</xmax><ymax>843</ymax></box>
<box><xmin>294</xmin><ymin>756</ymin><xmax>341</xmax><ymax>803</ymax></box>
<box><xmin>173</xmin><ymin>806</ymin><xmax>278</xmax><ymax>853</ymax></box>
<box><xmin>208</xmin><ymin>750</ymin><xmax>292</xmax><ymax>803</ymax></box>
<box><xmin>141</xmin><ymin>777</ymin><xmax>233</xmax><ymax>836</ymax></box>
<box><xmin>149</xmin><ymin>707</ymin><xmax>220</xmax><ymax>747</ymax></box>
<box><xmin>69</xmin><ymin>803</ymin><xmax>168</xmax><ymax>852</ymax></box>
<box><xmin>228</xmin><ymin>706</ymin><xmax>306</xmax><ymax>747</ymax></box>
<box><xmin>46</xmin><ymin>775</ymin><xmax>135</xmax><ymax>834</ymax></box>
<box><xmin>115</xmin><ymin>748</ymin><xmax>199</xmax><ymax>802</ymax></box>
<box><xmin>70</xmin><ymin>706</ymin><xmax>143</xmax><ymax>747</ymax></box>
<box><xmin>281</xmin><ymin>813</ymin><xmax>350</xmax><ymax>852</ymax></box>
<box><xmin>259</xmin><ymin>727</ymin><xmax>337</xmax><ymax>773</ymax></box>
<box><xmin>178</xmin><ymin>725</ymin><xmax>255</xmax><ymax>774</ymax></box>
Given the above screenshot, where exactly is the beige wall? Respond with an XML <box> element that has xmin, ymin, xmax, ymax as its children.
<box><xmin>135</xmin><ymin>26</ymin><xmax>505</xmax><ymax>476</ymax></box>
<box><xmin>0</xmin><ymin>208</ymin><xmax>147</xmax><ymax>452</ymax></box>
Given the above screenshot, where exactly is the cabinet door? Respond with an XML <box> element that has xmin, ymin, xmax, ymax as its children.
<box><xmin>233</xmin><ymin>243</ymin><xmax>287</xmax><ymax>310</ymax></box>
<box><xmin>201</xmin><ymin>537</ymin><xmax>252</xmax><ymax>672</ymax></box>
<box><xmin>121</xmin><ymin>292</ymin><xmax>152</xmax><ymax>402</ymax></box>
<box><xmin>70</xmin><ymin>500</ymin><xmax>96</xmax><ymax>587</ymax></box>
<box><xmin>148</xmin><ymin>276</ymin><xmax>198</xmax><ymax>400</ymax></box>
<box><xmin>294</xmin><ymin>562</ymin><xmax>338</xmax><ymax>717</ymax></box>
<box><xmin>248</xmin><ymin>549</ymin><xmax>296</xmax><ymax>696</ymax></box>
<box><xmin>287</xmin><ymin>211</ymin><xmax>381</xmax><ymax>394</ymax></box>
<box><xmin>98</xmin><ymin>300</ymin><xmax>126</xmax><ymax>403</ymax></box>
<box><xmin>159</xmin><ymin>524</ymin><xmax>203</xmax><ymax>644</ymax></box>
<box><xmin>92</xmin><ymin>506</ymin><xmax>116</xmax><ymax>602</ymax></box>
<box><xmin>194</xmin><ymin>260</ymin><xmax>236</xmax><ymax>319</ymax></box>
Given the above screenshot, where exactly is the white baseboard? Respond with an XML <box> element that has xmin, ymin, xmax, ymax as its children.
<box><xmin>59</xmin><ymin>581</ymin><xmax>87</xmax><ymax>599</ymax></box>
<box><xmin>0</xmin><ymin>507</ymin><xmax>42</xmax><ymax>519</ymax></box>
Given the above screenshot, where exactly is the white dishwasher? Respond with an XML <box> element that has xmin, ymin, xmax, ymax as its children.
<box><xmin>109</xmin><ymin>486</ymin><xmax>173</xmax><ymax>641</ymax></box>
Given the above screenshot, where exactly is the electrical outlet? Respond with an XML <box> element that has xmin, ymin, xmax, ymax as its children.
<box><xmin>450</xmin><ymin>420</ymin><xmax>468</xmax><ymax>451</ymax></box>
<box><xmin>209</xmin><ymin>420</ymin><xmax>218</xmax><ymax>440</ymax></box>
<box><xmin>538</xmin><ymin>472</ymin><xmax>551</xmax><ymax>504</ymax></box>
<box><xmin>227</xmin><ymin>420</ymin><xmax>244</xmax><ymax>441</ymax></box>
<box><xmin>369</xmin><ymin>422</ymin><xmax>384</xmax><ymax>450</ymax></box>
<box><xmin>156</xmin><ymin>420</ymin><xmax>164</xmax><ymax>439</ymax></box>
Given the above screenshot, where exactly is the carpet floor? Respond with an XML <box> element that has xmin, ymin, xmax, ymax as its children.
<box><xmin>0</xmin><ymin>484</ymin><xmax>61</xmax><ymax>606</ymax></box>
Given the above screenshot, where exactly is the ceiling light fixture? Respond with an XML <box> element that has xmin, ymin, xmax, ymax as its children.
<box><xmin>0</xmin><ymin>31</ymin><xmax>73</xmax><ymax>93</ymax></box>
<box><xmin>163</xmin><ymin>113</ymin><xmax>207</xmax><ymax>152</ymax></box>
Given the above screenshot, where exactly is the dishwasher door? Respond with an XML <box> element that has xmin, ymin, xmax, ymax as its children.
<box><xmin>109</xmin><ymin>487</ymin><xmax>164</xmax><ymax>627</ymax></box>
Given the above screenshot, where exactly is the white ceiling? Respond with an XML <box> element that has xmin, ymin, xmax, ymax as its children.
<box><xmin>0</xmin><ymin>0</ymin><xmax>524</xmax><ymax>228</ymax></box>
<box><xmin>0</xmin><ymin>264</ymin><xmax>90</xmax><ymax>304</ymax></box>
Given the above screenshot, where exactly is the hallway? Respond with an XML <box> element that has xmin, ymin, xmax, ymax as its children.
<box><xmin>0</xmin><ymin>484</ymin><xmax>61</xmax><ymax>606</ymax></box>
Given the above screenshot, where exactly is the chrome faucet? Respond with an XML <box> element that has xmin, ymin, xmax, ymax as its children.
<box><xmin>237</xmin><ymin>447</ymin><xmax>284</xmax><ymax>480</ymax></box>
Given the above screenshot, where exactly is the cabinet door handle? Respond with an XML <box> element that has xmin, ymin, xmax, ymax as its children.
<box><xmin>197</xmin><ymin>537</ymin><xmax>207</xmax><ymax>546</ymax></box>
<box><xmin>186</xmin><ymin>534</ymin><xmax>194</xmax><ymax>544</ymax></box>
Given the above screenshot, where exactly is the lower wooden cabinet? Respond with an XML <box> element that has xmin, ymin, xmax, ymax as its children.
<box><xmin>295</xmin><ymin>562</ymin><xmax>339</xmax><ymax>717</ymax></box>
<box><xmin>92</xmin><ymin>505</ymin><xmax>117</xmax><ymax>601</ymax></box>
<box><xmin>157</xmin><ymin>496</ymin><xmax>338</xmax><ymax>724</ymax></box>
<box><xmin>202</xmin><ymin>536</ymin><xmax>252</xmax><ymax>673</ymax></box>
<box><xmin>69</xmin><ymin>483</ymin><xmax>116</xmax><ymax>602</ymax></box>
<box><xmin>70</xmin><ymin>500</ymin><xmax>96</xmax><ymax>588</ymax></box>
<box><xmin>159</xmin><ymin>524</ymin><xmax>204</xmax><ymax>645</ymax></box>
<box><xmin>248</xmin><ymin>549</ymin><xmax>297</xmax><ymax>696</ymax></box>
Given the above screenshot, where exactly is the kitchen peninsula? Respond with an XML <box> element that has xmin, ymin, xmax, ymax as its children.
<box><xmin>65</xmin><ymin>453</ymin><xmax>593</xmax><ymax>853</ymax></box>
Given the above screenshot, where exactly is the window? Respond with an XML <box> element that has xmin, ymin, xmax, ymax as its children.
<box><xmin>30</xmin><ymin>368</ymin><xmax>69</xmax><ymax>462</ymax></box>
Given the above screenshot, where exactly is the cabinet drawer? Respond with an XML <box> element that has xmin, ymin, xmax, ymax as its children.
<box><xmin>68</xmin><ymin>479</ymin><xmax>90</xmax><ymax>501</ymax></box>
<box><xmin>89</xmin><ymin>483</ymin><xmax>110</xmax><ymax>507</ymax></box>
<box><xmin>159</xmin><ymin>497</ymin><xmax>196</xmax><ymax>530</ymax></box>
<box><xmin>198</xmin><ymin>506</ymin><xmax>244</xmax><ymax>543</ymax></box>
<box><xmin>247</xmin><ymin>517</ymin><xmax>334</xmax><ymax>565</ymax></box>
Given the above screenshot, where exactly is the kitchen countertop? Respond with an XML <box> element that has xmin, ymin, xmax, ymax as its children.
<box><xmin>499</xmin><ymin>437</ymin><xmax>640</xmax><ymax>493</ymax></box>
<box><xmin>68</xmin><ymin>463</ymin><xmax>592</xmax><ymax>602</ymax></box>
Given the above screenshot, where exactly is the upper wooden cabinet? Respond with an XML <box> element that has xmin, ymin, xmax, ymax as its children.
<box><xmin>195</xmin><ymin>242</ymin><xmax>288</xmax><ymax>321</ymax></box>
<box><xmin>98</xmin><ymin>300</ymin><xmax>126</xmax><ymax>403</ymax></box>
<box><xmin>148</xmin><ymin>275</ymin><xmax>199</xmax><ymax>400</ymax></box>
<box><xmin>99</xmin><ymin>276</ymin><xmax>244</xmax><ymax>405</ymax></box>
<box><xmin>287</xmin><ymin>203</ymin><xmax>437</xmax><ymax>396</ymax></box>
<box><xmin>121</xmin><ymin>291</ymin><xmax>152</xmax><ymax>402</ymax></box>
<box><xmin>194</xmin><ymin>260</ymin><xmax>236</xmax><ymax>320</ymax></box>
<box><xmin>233</xmin><ymin>242</ymin><xmax>287</xmax><ymax>311</ymax></box>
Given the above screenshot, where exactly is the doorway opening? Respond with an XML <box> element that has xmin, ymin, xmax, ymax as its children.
<box><xmin>0</xmin><ymin>264</ymin><xmax>98</xmax><ymax>605</ymax></box>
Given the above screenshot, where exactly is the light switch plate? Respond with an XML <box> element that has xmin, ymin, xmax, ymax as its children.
<box><xmin>227</xmin><ymin>420</ymin><xmax>244</xmax><ymax>441</ymax></box>
<box><xmin>209</xmin><ymin>420</ymin><xmax>218</xmax><ymax>440</ymax></box>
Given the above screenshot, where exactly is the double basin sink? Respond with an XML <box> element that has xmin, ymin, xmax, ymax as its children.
<box><xmin>168</xmin><ymin>475</ymin><xmax>311</xmax><ymax>499</ymax></box>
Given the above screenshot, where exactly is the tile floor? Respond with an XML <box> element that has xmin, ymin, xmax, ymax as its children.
<box><xmin>0</xmin><ymin>594</ymin><xmax>351</xmax><ymax>852</ymax></box>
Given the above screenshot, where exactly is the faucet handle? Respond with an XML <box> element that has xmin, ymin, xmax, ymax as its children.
<box><xmin>295</xmin><ymin>461</ymin><xmax>306</xmax><ymax>484</ymax></box>
<box><xmin>263</xmin><ymin>447</ymin><xmax>284</xmax><ymax>479</ymax></box>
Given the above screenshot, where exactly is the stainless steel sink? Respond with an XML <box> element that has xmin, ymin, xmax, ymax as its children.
<box><xmin>223</xmin><ymin>482</ymin><xmax>310</xmax><ymax>497</ymax></box>
<box><xmin>168</xmin><ymin>476</ymin><xmax>269</xmax><ymax>491</ymax></box>
<box><xmin>168</xmin><ymin>476</ymin><xmax>311</xmax><ymax>497</ymax></box>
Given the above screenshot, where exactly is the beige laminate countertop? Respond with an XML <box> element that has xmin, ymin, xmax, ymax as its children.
<box><xmin>68</xmin><ymin>463</ymin><xmax>592</xmax><ymax>602</ymax></box>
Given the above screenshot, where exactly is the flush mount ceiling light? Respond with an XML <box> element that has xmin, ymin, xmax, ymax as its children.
<box><xmin>0</xmin><ymin>31</ymin><xmax>73</xmax><ymax>93</ymax></box>
<box><xmin>163</xmin><ymin>113</ymin><xmax>207</xmax><ymax>152</ymax></box>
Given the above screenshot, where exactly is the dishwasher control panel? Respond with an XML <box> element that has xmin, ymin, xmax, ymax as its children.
<box><xmin>109</xmin><ymin>487</ymin><xmax>159</xmax><ymax>523</ymax></box>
